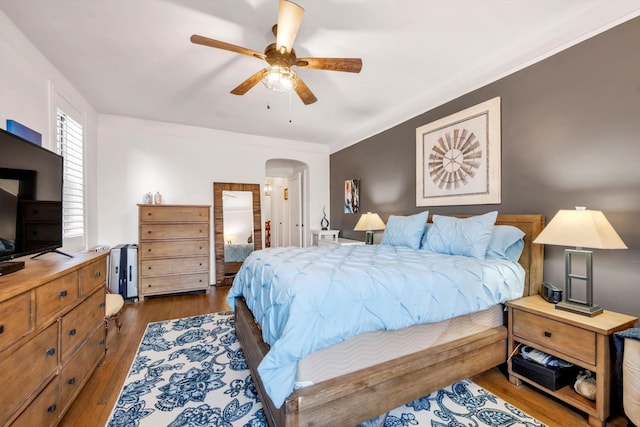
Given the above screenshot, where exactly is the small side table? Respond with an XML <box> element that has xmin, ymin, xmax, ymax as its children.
<box><xmin>506</xmin><ymin>295</ymin><xmax>637</xmax><ymax>427</ymax></box>
<box><xmin>318</xmin><ymin>237</ymin><xmax>365</xmax><ymax>247</ymax></box>
<box><xmin>311</xmin><ymin>229</ymin><xmax>340</xmax><ymax>246</ymax></box>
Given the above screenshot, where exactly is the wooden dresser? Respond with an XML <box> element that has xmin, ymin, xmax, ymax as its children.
<box><xmin>138</xmin><ymin>204</ymin><xmax>210</xmax><ymax>301</ymax></box>
<box><xmin>0</xmin><ymin>251</ymin><xmax>107</xmax><ymax>427</ymax></box>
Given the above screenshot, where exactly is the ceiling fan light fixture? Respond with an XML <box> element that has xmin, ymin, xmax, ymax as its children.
<box><xmin>262</xmin><ymin>66</ymin><xmax>298</xmax><ymax>93</ymax></box>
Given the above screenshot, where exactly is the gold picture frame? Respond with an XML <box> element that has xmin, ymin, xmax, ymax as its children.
<box><xmin>416</xmin><ymin>97</ymin><xmax>501</xmax><ymax>207</ymax></box>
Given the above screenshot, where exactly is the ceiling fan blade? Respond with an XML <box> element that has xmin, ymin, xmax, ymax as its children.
<box><xmin>190</xmin><ymin>34</ymin><xmax>266</xmax><ymax>60</ymax></box>
<box><xmin>276</xmin><ymin>0</ymin><xmax>304</xmax><ymax>54</ymax></box>
<box><xmin>296</xmin><ymin>57</ymin><xmax>362</xmax><ymax>73</ymax></box>
<box><xmin>294</xmin><ymin>77</ymin><xmax>317</xmax><ymax>105</ymax></box>
<box><xmin>231</xmin><ymin>69</ymin><xmax>267</xmax><ymax>95</ymax></box>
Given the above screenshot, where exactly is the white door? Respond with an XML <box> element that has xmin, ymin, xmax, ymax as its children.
<box><xmin>288</xmin><ymin>173</ymin><xmax>302</xmax><ymax>247</ymax></box>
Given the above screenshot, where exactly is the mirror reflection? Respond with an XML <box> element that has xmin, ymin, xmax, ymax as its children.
<box><xmin>223</xmin><ymin>190</ymin><xmax>254</xmax><ymax>267</ymax></box>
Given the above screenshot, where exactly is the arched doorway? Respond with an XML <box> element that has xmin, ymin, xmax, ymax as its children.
<box><xmin>265</xmin><ymin>159</ymin><xmax>309</xmax><ymax>248</ymax></box>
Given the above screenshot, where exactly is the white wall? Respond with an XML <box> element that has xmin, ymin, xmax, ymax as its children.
<box><xmin>0</xmin><ymin>9</ymin><xmax>100</xmax><ymax>252</ymax></box>
<box><xmin>0</xmin><ymin>9</ymin><xmax>330</xmax><ymax>282</ymax></box>
<box><xmin>97</xmin><ymin>115</ymin><xmax>330</xmax><ymax>281</ymax></box>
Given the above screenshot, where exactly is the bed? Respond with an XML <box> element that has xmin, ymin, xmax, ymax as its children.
<box><xmin>229</xmin><ymin>214</ymin><xmax>544</xmax><ymax>426</ymax></box>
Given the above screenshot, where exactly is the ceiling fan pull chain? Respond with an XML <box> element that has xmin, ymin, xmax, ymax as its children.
<box><xmin>289</xmin><ymin>90</ymin><xmax>293</xmax><ymax>123</ymax></box>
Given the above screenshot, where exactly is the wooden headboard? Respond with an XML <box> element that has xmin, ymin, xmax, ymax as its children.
<box><xmin>428</xmin><ymin>214</ymin><xmax>545</xmax><ymax>297</ymax></box>
<box><xmin>495</xmin><ymin>214</ymin><xmax>545</xmax><ymax>297</ymax></box>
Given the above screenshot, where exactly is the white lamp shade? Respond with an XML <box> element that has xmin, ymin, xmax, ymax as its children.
<box><xmin>354</xmin><ymin>212</ymin><xmax>386</xmax><ymax>231</ymax></box>
<box><xmin>533</xmin><ymin>208</ymin><xmax>627</xmax><ymax>249</ymax></box>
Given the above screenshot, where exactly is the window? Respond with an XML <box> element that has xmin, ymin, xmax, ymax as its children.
<box><xmin>56</xmin><ymin>108</ymin><xmax>85</xmax><ymax>248</ymax></box>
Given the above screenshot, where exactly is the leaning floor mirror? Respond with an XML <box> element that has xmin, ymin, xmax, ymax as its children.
<box><xmin>213</xmin><ymin>182</ymin><xmax>262</xmax><ymax>286</ymax></box>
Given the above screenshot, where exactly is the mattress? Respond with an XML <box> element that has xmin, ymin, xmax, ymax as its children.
<box><xmin>295</xmin><ymin>304</ymin><xmax>503</xmax><ymax>388</ymax></box>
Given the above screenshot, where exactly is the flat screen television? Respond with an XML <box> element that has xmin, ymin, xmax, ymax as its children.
<box><xmin>0</xmin><ymin>127</ymin><xmax>64</xmax><ymax>261</ymax></box>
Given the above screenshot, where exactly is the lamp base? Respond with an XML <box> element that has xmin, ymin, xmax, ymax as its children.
<box><xmin>365</xmin><ymin>231</ymin><xmax>374</xmax><ymax>245</ymax></box>
<box><xmin>555</xmin><ymin>301</ymin><xmax>603</xmax><ymax>317</ymax></box>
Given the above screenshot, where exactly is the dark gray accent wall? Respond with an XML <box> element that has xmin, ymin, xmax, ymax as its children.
<box><xmin>330</xmin><ymin>17</ymin><xmax>640</xmax><ymax>319</ymax></box>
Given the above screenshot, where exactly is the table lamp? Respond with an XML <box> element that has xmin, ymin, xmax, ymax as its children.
<box><xmin>533</xmin><ymin>207</ymin><xmax>627</xmax><ymax>316</ymax></box>
<box><xmin>354</xmin><ymin>212</ymin><xmax>386</xmax><ymax>245</ymax></box>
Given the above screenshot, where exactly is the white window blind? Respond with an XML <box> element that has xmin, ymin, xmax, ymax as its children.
<box><xmin>56</xmin><ymin>109</ymin><xmax>85</xmax><ymax>240</ymax></box>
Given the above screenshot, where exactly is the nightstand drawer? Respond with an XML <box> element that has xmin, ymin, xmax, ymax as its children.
<box><xmin>512</xmin><ymin>309</ymin><xmax>596</xmax><ymax>365</ymax></box>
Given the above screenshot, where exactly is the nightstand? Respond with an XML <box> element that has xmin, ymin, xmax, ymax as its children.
<box><xmin>310</xmin><ymin>229</ymin><xmax>340</xmax><ymax>246</ymax></box>
<box><xmin>506</xmin><ymin>295</ymin><xmax>637</xmax><ymax>427</ymax></box>
<box><xmin>317</xmin><ymin>237</ymin><xmax>365</xmax><ymax>247</ymax></box>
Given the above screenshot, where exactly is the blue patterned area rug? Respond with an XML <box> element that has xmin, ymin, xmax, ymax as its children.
<box><xmin>106</xmin><ymin>312</ymin><xmax>545</xmax><ymax>427</ymax></box>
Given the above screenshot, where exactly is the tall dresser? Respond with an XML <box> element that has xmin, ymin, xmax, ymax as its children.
<box><xmin>138</xmin><ymin>204</ymin><xmax>210</xmax><ymax>301</ymax></box>
<box><xmin>0</xmin><ymin>251</ymin><xmax>107</xmax><ymax>427</ymax></box>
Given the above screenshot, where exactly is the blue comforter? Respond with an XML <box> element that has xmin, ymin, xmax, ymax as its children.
<box><xmin>226</xmin><ymin>244</ymin><xmax>525</xmax><ymax>408</ymax></box>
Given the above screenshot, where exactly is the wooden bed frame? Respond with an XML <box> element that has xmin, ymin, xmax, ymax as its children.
<box><xmin>234</xmin><ymin>214</ymin><xmax>545</xmax><ymax>427</ymax></box>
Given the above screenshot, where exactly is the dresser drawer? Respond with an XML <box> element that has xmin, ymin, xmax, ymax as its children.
<box><xmin>79</xmin><ymin>258</ymin><xmax>106</xmax><ymax>296</ymax></box>
<box><xmin>10</xmin><ymin>376</ymin><xmax>60</xmax><ymax>427</ymax></box>
<box><xmin>59</xmin><ymin>325</ymin><xmax>105</xmax><ymax>413</ymax></box>
<box><xmin>140</xmin><ymin>256</ymin><xmax>209</xmax><ymax>277</ymax></box>
<box><xmin>0</xmin><ymin>322</ymin><xmax>58</xmax><ymax>423</ymax></box>
<box><xmin>139</xmin><ymin>240</ymin><xmax>209</xmax><ymax>259</ymax></box>
<box><xmin>140</xmin><ymin>272</ymin><xmax>209</xmax><ymax>295</ymax></box>
<box><xmin>35</xmin><ymin>271</ymin><xmax>79</xmax><ymax>327</ymax></box>
<box><xmin>512</xmin><ymin>309</ymin><xmax>596</xmax><ymax>365</ymax></box>
<box><xmin>0</xmin><ymin>291</ymin><xmax>31</xmax><ymax>351</ymax></box>
<box><xmin>140</xmin><ymin>223</ymin><xmax>209</xmax><ymax>240</ymax></box>
<box><xmin>139</xmin><ymin>205</ymin><xmax>209</xmax><ymax>223</ymax></box>
<box><xmin>60</xmin><ymin>288</ymin><xmax>105</xmax><ymax>364</ymax></box>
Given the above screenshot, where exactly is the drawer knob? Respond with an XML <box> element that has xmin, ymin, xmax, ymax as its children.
<box><xmin>148</xmin><ymin>230</ymin><xmax>152</xmax><ymax>234</ymax></box>
<box><xmin>47</xmin><ymin>404</ymin><xmax>57</xmax><ymax>413</ymax></box>
<box><xmin>148</xmin><ymin>212</ymin><xmax>152</xmax><ymax>216</ymax></box>
<box><xmin>94</xmin><ymin>271</ymin><xmax>101</xmax><ymax>278</ymax></box>
<box><xmin>46</xmin><ymin>347</ymin><xmax>56</xmax><ymax>356</ymax></box>
<box><xmin>59</xmin><ymin>290</ymin><xmax>68</xmax><ymax>297</ymax></box>
<box><xmin>99</xmin><ymin>302</ymin><xmax>105</xmax><ymax>308</ymax></box>
<box><xmin>148</xmin><ymin>248</ymin><xmax>152</xmax><ymax>252</ymax></box>
<box><xmin>544</xmin><ymin>331</ymin><xmax>552</xmax><ymax>338</ymax></box>
<box><xmin>69</xmin><ymin>328</ymin><xmax>77</xmax><ymax>336</ymax></box>
<box><xmin>148</xmin><ymin>266</ymin><xmax>152</xmax><ymax>270</ymax></box>
<box><xmin>99</xmin><ymin>339</ymin><xmax>105</xmax><ymax>345</ymax></box>
<box><xmin>0</xmin><ymin>324</ymin><xmax>4</xmax><ymax>334</ymax></box>
<box><xmin>148</xmin><ymin>284</ymin><xmax>152</xmax><ymax>288</ymax></box>
<box><xmin>68</xmin><ymin>377</ymin><xmax>76</xmax><ymax>385</ymax></box>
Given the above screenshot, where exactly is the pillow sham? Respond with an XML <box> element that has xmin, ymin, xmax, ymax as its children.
<box><xmin>486</xmin><ymin>225</ymin><xmax>525</xmax><ymax>262</ymax></box>
<box><xmin>380</xmin><ymin>211</ymin><xmax>429</xmax><ymax>249</ymax></box>
<box><xmin>424</xmin><ymin>211</ymin><xmax>498</xmax><ymax>259</ymax></box>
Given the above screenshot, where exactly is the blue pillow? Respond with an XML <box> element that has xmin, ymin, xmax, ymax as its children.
<box><xmin>486</xmin><ymin>225</ymin><xmax>525</xmax><ymax>262</ymax></box>
<box><xmin>425</xmin><ymin>211</ymin><xmax>498</xmax><ymax>259</ymax></box>
<box><xmin>381</xmin><ymin>211</ymin><xmax>429</xmax><ymax>249</ymax></box>
<box><xmin>419</xmin><ymin>223</ymin><xmax>432</xmax><ymax>250</ymax></box>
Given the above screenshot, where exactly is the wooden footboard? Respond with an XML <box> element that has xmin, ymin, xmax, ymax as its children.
<box><xmin>235</xmin><ymin>297</ymin><xmax>507</xmax><ymax>426</ymax></box>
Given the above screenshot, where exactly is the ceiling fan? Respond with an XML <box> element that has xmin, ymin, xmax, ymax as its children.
<box><xmin>190</xmin><ymin>0</ymin><xmax>362</xmax><ymax>105</ymax></box>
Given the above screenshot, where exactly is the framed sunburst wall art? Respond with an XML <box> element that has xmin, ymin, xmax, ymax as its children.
<box><xmin>416</xmin><ymin>97</ymin><xmax>501</xmax><ymax>207</ymax></box>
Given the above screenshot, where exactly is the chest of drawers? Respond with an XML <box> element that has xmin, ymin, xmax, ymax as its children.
<box><xmin>0</xmin><ymin>252</ymin><xmax>107</xmax><ymax>427</ymax></box>
<box><xmin>138</xmin><ymin>204</ymin><xmax>210</xmax><ymax>300</ymax></box>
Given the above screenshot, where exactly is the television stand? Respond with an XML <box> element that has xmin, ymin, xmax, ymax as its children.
<box><xmin>31</xmin><ymin>249</ymin><xmax>73</xmax><ymax>259</ymax></box>
<box><xmin>0</xmin><ymin>260</ymin><xmax>25</xmax><ymax>276</ymax></box>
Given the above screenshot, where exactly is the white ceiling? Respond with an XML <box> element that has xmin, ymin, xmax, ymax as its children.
<box><xmin>1</xmin><ymin>1</ymin><xmax>639</xmax><ymax>153</ymax></box>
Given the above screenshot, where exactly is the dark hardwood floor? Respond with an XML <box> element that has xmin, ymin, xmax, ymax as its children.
<box><xmin>60</xmin><ymin>287</ymin><xmax>627</xmax><ymax>426</ymax></box>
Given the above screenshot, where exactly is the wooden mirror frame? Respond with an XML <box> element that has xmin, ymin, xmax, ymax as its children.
<box><xmin>213</xmin><ymin>182</ymin><xmax>262</xmax><ymax>286</ymax></box>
